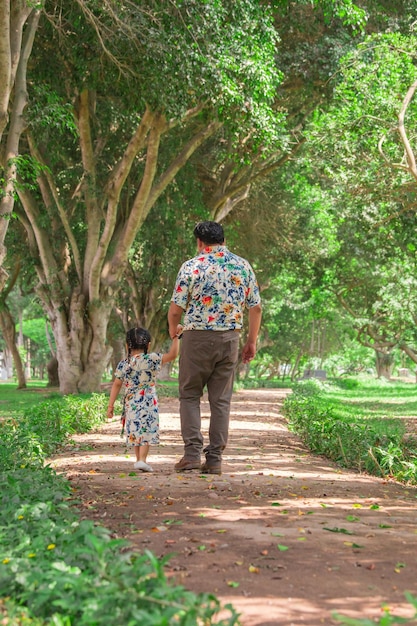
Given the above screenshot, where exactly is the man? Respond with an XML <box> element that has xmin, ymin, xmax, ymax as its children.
<box><xmin>168</xmin><ymin>221</ymin><xmax>262</xmax><ymax>474</ymax></box>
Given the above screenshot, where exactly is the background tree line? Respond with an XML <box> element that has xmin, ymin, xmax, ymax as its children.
<box><xmin>1</xmin><ymin>0</ymin><xmax>417</xmax><ymax>392</ymax></box>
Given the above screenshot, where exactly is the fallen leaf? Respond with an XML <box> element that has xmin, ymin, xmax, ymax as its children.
<box><xmin>249</xmin><ymin>565</ymin><xmax>259</xmax><ymax>573</ymax></box>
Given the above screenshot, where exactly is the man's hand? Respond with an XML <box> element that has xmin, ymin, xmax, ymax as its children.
<box><xmin>241</xmin><ymin>341</ymin><xmax>256</xmax><ymax>364</ymax></box>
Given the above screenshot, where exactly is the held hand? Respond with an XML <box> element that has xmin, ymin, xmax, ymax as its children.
<box><xmin>241</xmin><ymin>341</ymin><xmax>256</xmax><ymax>364</ymax></box>
<box><xmin>107</xmin><ymin>406</ymin><xmax>114</xmax><ymax>420</ymax></box>
<box><xmin>176</xmin><ymin>323</ymin><xmax>184</xmax><ymax>338</ymax></box>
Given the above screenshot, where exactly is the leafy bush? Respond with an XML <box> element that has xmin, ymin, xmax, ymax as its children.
<box><xmin>333</xmin><ymin>377</ymin><xmax>360</xmax><ymax>390</ymax></box>
<box><xmin>0</xmin><ymin>393</ymin><xmax>239</xmax><ymax>625</ymax></box>
<box><xmin>0</xmin><ymin>467</ymin><xmax>239</xmax><ymax>625</ymax></box>
<box><xmin>0</xmin><ymin>394</ymin><xmax>108</xmax><ymax>470</ymax></box>
<box><xmin>290</xmin><ymin>379</ymin><xmax>325</xmax><ymax>397</ymax></box>
<box><xmin>283</xmin><ymin>383</ymin><xmax>410</xmax><ymax>478</ymax></box>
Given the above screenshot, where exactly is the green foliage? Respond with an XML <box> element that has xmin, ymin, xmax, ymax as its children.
<box><xmin>283</xmin><ymin>379</ymin><xmax>417</xmax><ymax>480</ymax></box>
<box><xmin>0</xmin><ymin>467</ymin><xmax>239</xmax><ymax>625</ymax></box>
<box><xmin>0</xmin><ymin>393</ymin><xmax>108</xmax><ymax>470</ymax></box>
<box><xmin>332</xmin><ymin>377</ymin><xmax>359</xmax><ymax>390</ymax></box>
<box><xmin>19</xmin><ymin>317</ymin><xmax>53</xmax><ymax>350</ymax></box>
<box><xmin>0</xmin><ymin>392</ymin><xmax>238</xmax><ymax>625</ymax></box>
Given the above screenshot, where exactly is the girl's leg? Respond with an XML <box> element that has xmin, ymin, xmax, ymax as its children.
<box><xmin>138</xmin><ymin>443</ymin><xmax>150</xmax><ymax>462</ymax></box>
<box><xmin>134</xmin><ymin>444</ymin><xmax>140</xmax><ymax>461</ymax></box>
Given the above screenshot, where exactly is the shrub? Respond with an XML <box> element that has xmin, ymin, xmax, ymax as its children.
<box><xmin>0</xmin><ymin>394</ymin><xmax>109</xmax><ymax>470</ymax></box>
<box><xmin>0</xmin><ymin>467</ymin><xmax>239</xmax><ymax>626</ymax></box>
<box><xmin>283</xmin><ymin>385</ymin><xmax>408</xmax><ymax>477</ymax></box>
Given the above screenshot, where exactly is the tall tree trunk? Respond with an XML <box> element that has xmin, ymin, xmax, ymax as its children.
<box><xmin>0</xmin><ymin>305</ymin><xmax>26</xmax><ymax>388</ymax></box>
<box><xmin>46</xmin><ymin>292</ymin><xmax>113</xmax><ymax>394</ymax></box>
<box><xmin>375</xmin><ymin>350</ymin><xmax>394</xmax><ymax>380</ymax></box>
<box><xmin>0</xmin><ymin>6</ymin><xmax>40</xmax><ymax>290</ymax></box>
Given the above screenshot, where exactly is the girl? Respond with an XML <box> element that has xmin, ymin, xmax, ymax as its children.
<box><xmin>107</xmin><ymin>326</ymin><xmax>181</xmax><ymax>472</ymax></box>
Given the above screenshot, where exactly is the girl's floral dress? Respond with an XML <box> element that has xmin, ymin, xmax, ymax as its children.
<box><xmin>114</xmin><ymin>353</ymin><xmax>162</xmax><ymax>447</ymax></box>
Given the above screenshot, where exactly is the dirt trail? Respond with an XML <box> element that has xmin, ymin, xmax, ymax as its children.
<box><xmin>50</xmin><ymin>389</ymin><xmax>417</xmax><ymax>626</ymax></box>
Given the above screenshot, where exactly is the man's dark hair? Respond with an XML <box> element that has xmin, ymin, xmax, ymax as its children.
<box><xmin>193</xmin><ymin>221</ymin><xmax>224</xmax><ymax>245</ymax></box>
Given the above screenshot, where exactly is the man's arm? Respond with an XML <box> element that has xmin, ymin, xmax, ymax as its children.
<box><xmin>168</xmin><ymin>302</ymin><xmax>185</xmax><ymax>339</ymax></box>
<box><xmin>241</xmin><ymin>303</ymin><xmax>262</xmax><ymax>364</ymax></box>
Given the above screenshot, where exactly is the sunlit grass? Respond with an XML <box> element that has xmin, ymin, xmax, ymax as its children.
<box><xmin>0</xmin><ymin>382</ymin><xmax>58</xmax><ymax>418</ymax></box>
<box><xmin>324</xmin><ymin>379</ymin><xmax>417</xmax><ymax>419</ymax></box>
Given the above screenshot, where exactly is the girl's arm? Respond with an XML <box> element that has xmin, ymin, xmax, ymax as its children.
<box><xmin>161</xmin><ymin>324</ymin><xmax>183</xmax><ymax>364</ymax></box>
<box><xmin>107</xmin><ymin>378</ymin><xmax>123</xmax><ymax>419</ymax></box>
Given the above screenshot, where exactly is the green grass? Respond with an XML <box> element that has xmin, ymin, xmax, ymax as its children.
<box><xmin>0</xmin><ymin>383</ymin><xmax>59</xmax><ymax>419</ymax></box>
<box><xmin>325</xmin><ymin>378</ymin><xmax>417</xmax><ymax>419</ymax></box>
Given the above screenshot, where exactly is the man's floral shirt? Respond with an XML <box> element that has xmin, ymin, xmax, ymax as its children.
<box><xmin>171</xmin><ymin>245</ymin><xmax>261</xmax><ymax>330</ymax></box>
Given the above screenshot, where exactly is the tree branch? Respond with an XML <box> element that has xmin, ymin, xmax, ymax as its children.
<box><xmin>397</xmin><ymin>78</ymin><xmax>417</xmax><ymax>182</ymax></box>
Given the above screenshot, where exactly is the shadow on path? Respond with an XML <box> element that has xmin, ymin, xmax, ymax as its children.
<box><xmin>50</xmin><ymin>389</ymin><xmax>417</xmax><ymax>626</ymax></box>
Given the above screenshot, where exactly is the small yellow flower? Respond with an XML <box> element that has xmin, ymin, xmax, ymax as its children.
<box><xmin>17</xmin><ymin>515</ymin><xmax>24</xmax><ymax>520</ymax></box>
<box><xmin>47</xmin><ymin>544</ymin><xmax>56</xmax><ymax>550</ymax></box>
<box><xmin>2</xmin><ymin>558</ymin><xmax>10</xmax><ymax>564</ymax></box>
<box><xmin>28</xmin><ymin>553</ymin><xmax>36</xmax><ymax>558</ymax></box>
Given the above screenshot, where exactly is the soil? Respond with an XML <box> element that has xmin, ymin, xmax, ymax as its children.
<box><xmin>50</xmin><ymin>388</ymin><xmax>417</xmax><ymax>626</ymax></box>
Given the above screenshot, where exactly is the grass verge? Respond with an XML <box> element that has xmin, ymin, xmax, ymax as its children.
<box><xmin>283</xmin><ymin>377</ymin><xmax>417</xmax><ymax>483</ymax></box>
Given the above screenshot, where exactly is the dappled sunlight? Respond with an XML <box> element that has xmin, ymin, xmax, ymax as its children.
<box><xmin>216</xmin><ymin>594</ymin><xmax>415</xmax><ymax>626</ymax></box>
<box><xmin>48</xmin><ymin>388</ymin><xmax>417</xmax><ymax>626</ymax></box>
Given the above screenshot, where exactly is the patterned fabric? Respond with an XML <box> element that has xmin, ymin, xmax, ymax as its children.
<box><xmin>114</xmin><ymin>353</ymin><xmax>162</xmax><ymax>446</ymax></box>
<box><xmin>171</xmin><ymin>245</ymin><xmax>261</xmax><ymax>330</ymax></box>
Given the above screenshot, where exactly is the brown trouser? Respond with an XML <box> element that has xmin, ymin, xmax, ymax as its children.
<box><xmin>178</xmin><ymin>329</ymin><xmax>240</xmax><ymax>464</ymax></box>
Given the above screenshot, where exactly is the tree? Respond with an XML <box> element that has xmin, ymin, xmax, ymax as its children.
<box><xmin>11</xmin><ymin>0</ymin><xmax>283</xmax><ymax>393</ymax></box>
<box><xmin>0</xmin><ymin>261</ymin><xmax>26</xmax><ymax>387</ymax></box>
<box><xmin>0</xmin><ymin>1</ymin><xmax>41</xmax><ymax>290</ymax></box>
<box><xmin>299</xmin><ymin>31</ymin><xmax>417</xmax><ymax>375</ymax></box>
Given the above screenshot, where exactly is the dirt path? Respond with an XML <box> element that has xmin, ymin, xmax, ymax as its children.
<box><xmin>50</xmin><ymin>389</ymin><xmax>417</xmax><ymax>626</ymax></box>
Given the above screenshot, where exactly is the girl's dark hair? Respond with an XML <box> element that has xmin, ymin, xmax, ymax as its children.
<box><xmin>126</xmin><ymin>327</ymin><xmax>151</xmax><ymax>356</ymax></box>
